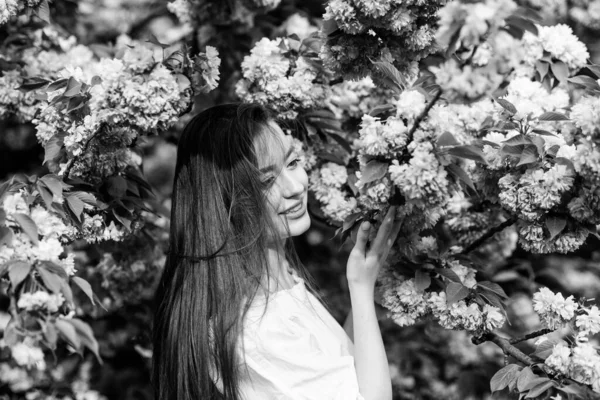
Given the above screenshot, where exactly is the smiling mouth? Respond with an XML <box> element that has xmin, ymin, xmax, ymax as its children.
<box><xmin>281</xmin><ymin>202</ymin><xmax>303</xmax><ymax>214</ymax></box>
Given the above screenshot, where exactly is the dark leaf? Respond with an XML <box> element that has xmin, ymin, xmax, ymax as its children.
<box><xmin>435</xmin><ymin>268</ymin><xmax>462</xmax><ymax>283</ymax></box>
<box><xmin>8</xmin><ymin>261</ymin><xmax>32</xmax><ymax>288</ymax></box>
<box><xmin>0</xmin><ymin>226</ymin><xmax>14</xmax><ymax>247</ymax></box>
<box><xmin>585</xmin><ymin>64</ymin><xmax>600</xmax><ymax>78</ymax></box>
<box><xmin>531</xmin><ymin>129</ymin><xmax>556</xmax><ymax>137</ymax></box>
<box><xmin>371</xmin><ymin>59</ymin><xmax>407</xmax><ymax>92</ymax></box>
<box><xmin>68</xmin><ymin>318</ymin><xmax>101</xmax><ymax>362</ymax></box>
<box><xmin>506</xmin><ymin>16</ymin><xmax>538</xmax><ymax>35</ymax></box>
<box><xmin>63</xmin><ymin>78</ymin><xmax>82</xmax><ymax>97</ymax></box>
<box><xmin>13</xmin><ymin>213</ymin><xmax>38</xmax><ymax>244</ymax></box>
<box><xmin>446</xmin><ymin>282</ymin><xmax>470</xmax><ymax>305</ymax></box>
<box><xmin>550</xmin><ymin>61</ymin><xmax>568</xmax><ymax>83</ymax></box>
<box><xmin>328</xmin><ymin>133</ymin><xmax>353</xmax><ymax>154</ymax></box>
<box><xmin>538</xmin><ymin>111</ymin><xmax>569</xmax><ymax>121</ymax></box>
<box><xmin>446</xmin><ymin>164</ymin><xmax>477</xmax><ymax>192</ymax></box>
<box><xmin>67</xmin><ymin>96</ymin><xmax>86</xmax><ymax>113</ymax></box>
<box><xmin>43</xmin><ymin>135</ymin><xmax>64</xmax><ymax>165</ymax></box>
<box><xmin>496</xmin><ymin>98</ymin><xmax>517</xmax><ymax>114</ymax></box>
<box><xmin>72</xmin><ymin>276</ymin><xmax>95</xmax><ymax>306</ymax></box>
<box><xmin>18</xmin><ymin>77</ymin><xmax>50</xmax><ymax>92</ymax></box>
<box><xmin>107</xmin><ymin>176</ymin><xmax>128</xmax><ymax>199</ymax></box>
<box><xmin>545</xmin><ymin>216</ymin><xmax>566</xmax><ymax>240</ymax></box>
<box><xmin>146</xmin><ymin>34</ymin><xmax>170</xmax><ymax>49</ymax></box>
<box><xmin>437</xmin><ymin>131</ymin><xmax>460</xmax><ymax>147</ymax></box>
<box><xmin>37</xmin><ymin>267</ymin><xmax>63</xmax><ymax>293</ymax></box>
<box><xmin>446</xmin><ymin>145</ymin><xmax>487</xmax><ymax>164</ymax></box>
<box><xmin>368</xmin><ymin>104</ymin><xmax>395</xmax><ymax>117</ymax></box>
<box><xmin>322</xmin><ymin>19</ymin><xmax>339</xmax><ymax>36</ymax></box>
<box><xmin>490</xmin><ymin>364</ymin><xmax>521</xmax><ymax>392</ymax></box>
<box><xmin>66</xmin><ymin>194</ymin><xmax>85</xmax><ymax>222</ymax></box>
<box><xmin>46</xmin><ymin>78</ymin><xmax>69</xmax><ymax>92</ymax></box>
<box><xmin>55</xmin><ymin>319</ymin><xmax>81</xmax><ymax>352</ymax></box>
<box><xmin>35</xmin><ymin>0</ymin><xmax>51</xmax><ymax>23</ymax></box>
<box><xmin>517</xmin><ymin>145</ymin><xmax>539</xmax><ymax>166</ymax></box>
<box><xmin>40</xmin><ymin>174</ymin><xmax>63</xmax><ymax>198</ymax></box>
<box><xmin>568</xmin><ymin>75</ymin><xmax>600</xmax><ymax>91</ymax></box>
<box><xmin>415</xmin><ymin>270</ymin><xmax>431</xmax><ymax>292</ymax></box>
<box><xmin>361</xmin><ymin>161</ymin><xmax>388</xmax><ymax>184</ymax></box>
<box><xmin>477</xmin><ymin>281</ymin><xmax>508</xmax><ymax>299</ymax></box>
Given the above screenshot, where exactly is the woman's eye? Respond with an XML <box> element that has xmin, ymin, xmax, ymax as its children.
<box><xmin>261</xmin><ymin>176</ymin><xmax>276</xmax><ymax>187</ymax></box>
<box><xmin>288</xmin><ymin>158</ymin><xmax>301</xmax><ymax>168</ymax></box>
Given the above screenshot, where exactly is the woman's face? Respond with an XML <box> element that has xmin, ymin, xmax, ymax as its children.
<box><xmin>257</xmin><ymin>122</ymin><xmax>311</xmax><ymax>240</ymax></box>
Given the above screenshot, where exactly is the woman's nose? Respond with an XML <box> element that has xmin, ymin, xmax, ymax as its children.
<box><xmin>280</xmin><ymin>171</ymin><xmax>305</xmax><ymax>198</ymax></box>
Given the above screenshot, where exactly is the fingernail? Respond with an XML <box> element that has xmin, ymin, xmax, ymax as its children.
<box><xmin>362</xmin><ymin>221</ymin><xmax>370</xmax><ymax>230</ymax></box>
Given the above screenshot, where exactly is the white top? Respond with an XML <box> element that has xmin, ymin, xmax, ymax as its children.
<box><xmin>237</xmin><ymin>272</ymin><xmax>364</xmax><ymax>400</ymax></box>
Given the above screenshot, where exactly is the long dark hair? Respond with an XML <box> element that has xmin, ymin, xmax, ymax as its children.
<box><xmin>152</xmin><ymin>103</ymin><xmax>300</xmax><ymax>400</ymax></box>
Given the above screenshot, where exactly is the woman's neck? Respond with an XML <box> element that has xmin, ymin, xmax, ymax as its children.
<box><xmin>265</xmin><ymin>244</ymin><xmax>296</xmax><ymax>292</ymax></box>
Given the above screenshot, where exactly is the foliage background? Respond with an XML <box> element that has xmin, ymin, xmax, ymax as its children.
<box><xmin>1</xmin><ymin>0</ymin><xmax>600</xmax><ymax>399</ymax></box>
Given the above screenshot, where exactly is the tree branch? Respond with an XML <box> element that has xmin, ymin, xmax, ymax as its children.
<box><xmin>463</xmin><ymin>217</ymin><xmax>517</xmax><ymax>254</ymax></box>
<box><xmin>472</xmin><ymin>332</ymin><xmax>534</xmax><ymax>365</ymax></box>
<box><xmin>406</xmin><ymin>89</ymin><xmax>443</xmax><ymax>143</ymax></box>
<box><xmin>510</xmin><ymin>328</ymin><xmax>554</xmax><ymax>345</ymax></box>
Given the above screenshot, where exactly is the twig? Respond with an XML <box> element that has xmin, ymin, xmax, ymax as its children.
<box><xmin>463</xmin><ymin>217</ymin><xmax>517</xmax><ymax>254</ymax></box>
<box><xmin>510</xmin><ymin>328</ymin><xmax>554</xmax><ymax>345</ymax></box>
<box><xmin>63</xmin><ymin>126</ymin><xmax>104</xmax><ymax>179</ymax></box>
<box><xmin>472</xmin><ymin>332</ymin><xmax>534</xmax><ymax>365</ymax></box>
<box><xmin>406</xmin><ymin>89</ymin><xmax>443</xmax><ymax>143</ymax></box>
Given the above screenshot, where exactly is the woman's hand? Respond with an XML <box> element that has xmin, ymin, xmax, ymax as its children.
<box><xmin>346</xmin><ymin>206</ymin><xmax>403</xmax><ymax>293</ymax></box>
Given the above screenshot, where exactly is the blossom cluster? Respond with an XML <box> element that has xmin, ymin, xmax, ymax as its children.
<box><xmin>236</xmin><ymin>37</ymin><xmax>330</xmax><ymax>120</ymax></box>
<box><xmin>309</xmin><ymin>162</ymin><xmax>357</xmax><ymax>223</ymax></box>
<box><xmin>0</xmin><ymin>0</ymin><xmax>43</xmax><ymax>25</ymax></box>
<box><xmin>378</xmin><ymin>262</ymin><xmax>506</xmax><ymax>334</ymax></box>
<box><xmin>570</xmin><ymin>0</ymin><xmax>600</xmax><ymax>30</ymax></box>
<box><xmin>320</xmin><ymin>0</ymin><xmax>444</xmax><ymax>80</ymax></box>
<box><xmin>533</xmin><ymin>287</ymin><xmax>600</xmax><ymax>392</ymax></box>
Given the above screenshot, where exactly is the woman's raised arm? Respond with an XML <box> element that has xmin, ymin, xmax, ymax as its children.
<box><xmin>346</xmin><ymin>206</ymin><xmax>402</xmax><ymax>400</ymax></box>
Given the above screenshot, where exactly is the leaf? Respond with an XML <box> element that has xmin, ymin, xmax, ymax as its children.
<box><xmin>568</xmin><ymin>75</ymin><xmax>600</xmax><ymax>91</ymax></box>
<box><xmin>545</xmin><ymin>216</ymin><xmax>566</xmax><ymax>240</ymax></box>
<box><xmin>55</xmin><ymin>319</ymin><xmax>82</xmax><ymax>352</ymax></box>
<box><xmin>446</xmin><ymin>282</ymin><xmax>470</xmax><ymax>305</ymax></box>
<box><xmin>44</xmin><ymin>321</ymin><xmax>58</xmax><ymax>349</ymax></box>
<box><xmin>67</xmin><ymin>96</ymin><xmax>86</xmax><ymax>113</ymax></box>
<box><xmin>535</xmin><ymin>61</ymin><xmax>549</xmax><ymax>80</ymax></box>
<box><xmin>4</xmin><ymin>318</ymin><xmax>19</xmax><ymax>346</ymax></box>
<box><xmin>66</xmin><ymin>193</ymin><xmax>85</xmax><ymax>221</ymax></box>
<box><xmin>0</xmin><ymin>226</ymin><xmax>14</xmax><ymax>247</ymax></box>
<box><xmin>517</xmin><ymin>367</ymin><xmax>535</xmax><ymax>392</ymax></box>
<box><xmin>69</xmin><ymin>191</ymin><xmax>96</xmax><ymax>206</ymax></box>
<box><xmin>435</xmin><ymin>268</ymin><xmax>462</xmax><ymax>283</ymax></box>
<box><xmin>37</xmin><ymin>266</ymin><xmax>63</xmax><ymax>293</ymax></box>
<box><xmin>68</xmin><ymin>318</ymin><xmax>101</xmax><ymax>362</ymax></box>
<box><xmin>371</xmin><ymin>59</ymin><xmax>407</xmax><ymax>91</ymax></box>
<box><xmin>490</xmin><ymin>364</ymin><xmax>521</xmax><ymax>392</ymax></box>
<box><xmin>538</xmin><ymin>112</ymin><xmax>569</xmax><ymax>121</ymax></box>
<box><xmin>523</xmin><ymin>377</ymin><xmax>552</xmax><ymax>394</ymax></box>
<box><xmin>532</xmin><ymin>340</ymin><xmax>556</xmax><ymax>360</ymax></box>
<box><xmin>503</xmin><ymin>134</ymin><xmax>531</xmax><ymax>146</ymax></box>
<box><xmin>531</xmin><ymin>129</ymin><xmax>556</xmax><ymax>137</ymax></box>
<box><xmin>496</xmin><ymin>98</ymin><xmax>517</xmax><ymax>114</ymax></box>
<box><xmin>517</xmin><ymin>145</ymin><xmax>539</xmax><ymax>166</ymax></box>
<box><xmin>146</xmin><ymin>34</ymin><xmax>170</xmax><ymax>49</ymax></box>
<box><xmin>72</xmin><ymin>276</ymin><xmax>95</xmax><ymax>306</ymax></box>
<box><xmin>39</xmin><ymin>260</ymin><xmax>68</xmax><ymax>279</ymax></box>
<box><xmin>446</xmin><ymin>145</ymin><xmax>487</xmax><ymax>164</ymax></box>
<box><xmin>46</xmin><ymin>78</ymin><xmax>69</xmax><ymax>92</ymax></box>
<box><xmin>478</xmin><ymin>291</ymin><xmax>505</xmax><ymax>310</ymax></box>
<box><xmin>415</xmin><ymin>270</ymin><xmax>431</xmax><ymax>292</ymax></box>
<box><xmin>437</xmin><ymin>132</ymin><xmax>460</xmax><ymax>147</ymax></box>
<box><xmin>368</xmin><ymin>104</ymin><xmax>395</xmax><ymax>117</ymax></box>
<box><xmin>107</xmin><ymin>175</ymin><xmax>128</xmax><ymax>198</ymax></box>
<box><xmin>13</xmin><ymin>213</ymin><xmax>38</xmax><ymax>244</ymax></box>
<box><xmin>35</xmin><ymin>0</ymin><xmax>51</xmax><ymax>23</ymax></box>
<box><xmin>328</xmin><ymin>133</ymin><xmax>352</xmax><ymax>154</ymax></box>
<box><xmin>40</xmin><ymin>174</ymin><xmax>63</xmax><ymax>198</ymax></box>
<box><xmin>550</xmin><ymin>61</ymin><xmax>569</xmax><ymax>83</ymax></box>
<box><xmin>477</xmin><ymin>281</ymin><xmax>508</xmax><ymax>299</ymax></box>
<box><xmin>43</xmin><ymin>135</ymin><xmax>64</xmax><ymax>165</ymax></box>
<box><xmin>360</xmin><ymin>161</ymin><xmax>388</xmax><ymax>184</ymax></box>
<box><xmin>91</xmin><ymin>76</ymin><xmax>102</xmax><ymax>87</ymax></box>
<box><xmin>8</xmin><ymin>261</ymin><xmax>32</xmax><ymax>288</ymax></box>
<box><xmin>586</xmin><ymin>64</ymin><xmax>600</xmax><ymax>78</ymax></box>
<box><xmin>505</xmin><ymin>16</ymin><xmax>538</xmax><ymax>35</ymax></box>
<box><xmin>63</xmin><ymin>77</ymin><xmax>82</xmax><ymax>97</ymax></box>
<box><xmin>18</xmin><ymin>77</ymin><xmax>50</xmax><ymax>92</ymax></box>
<box><xmin>446</xmin><ymin>164</ymin><xmax>477</xmax><ymax>192</ymax></box>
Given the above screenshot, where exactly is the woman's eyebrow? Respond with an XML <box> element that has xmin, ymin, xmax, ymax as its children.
<box><xmin>259</xmin><ymin>146</ymin><xmax>295</xmax><ymax>173</ymax></box>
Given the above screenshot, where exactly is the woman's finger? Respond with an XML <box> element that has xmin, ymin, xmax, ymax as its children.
<box><xmin>352</xmin><ymin>221</ymin><xmax>371</xmax><ymax>255</ymax></box>
<box><xmin>370</xmin><ymin>206</ymin><xmax>397</xmax><ymax>252</ymax></box>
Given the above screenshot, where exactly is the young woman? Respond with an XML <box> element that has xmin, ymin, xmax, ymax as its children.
<box><xmin>152</xmin><ymin>103</ymin><xmax>402</xmax><ymax>400</ymax></box>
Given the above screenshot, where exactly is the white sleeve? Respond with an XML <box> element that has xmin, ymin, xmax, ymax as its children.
<box><xmin>239</xmin><ymin>312</ymin><xmax>364</xmax><ymax>400</ymax></box>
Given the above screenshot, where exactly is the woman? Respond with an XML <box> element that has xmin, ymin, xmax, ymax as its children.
<box><xmin>152</xmin><ymin>103</ymin><xmax>401</xmax><ymax>400</ymax></box>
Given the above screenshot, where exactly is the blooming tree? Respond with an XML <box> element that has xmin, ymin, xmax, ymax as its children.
<box><xmin>1</xmin><ymin>0</ymin><xmax>600</xmax><ymax>398</ymax></box>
